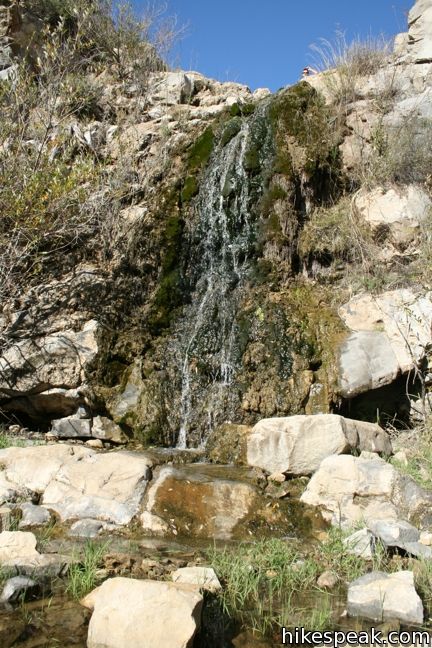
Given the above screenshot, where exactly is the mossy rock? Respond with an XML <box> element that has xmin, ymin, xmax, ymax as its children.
<box><xmin>181</xmin><ymin>175</ymin><xmax>198</xmax><ymax>202</ymax></box>
<box><xmin>188</xmin><ymin>127</ymin><xmax>214</xmax><ymax>170</ymax></box>
<box><xmin>220</xmin><ymin>117</ymin><xmax>242</xmax><ymax>147</ymax></box>
<box><xmin>206</xmin><ymin>423</ymin><xmax>251</xmax><ymax>464</ymax></box>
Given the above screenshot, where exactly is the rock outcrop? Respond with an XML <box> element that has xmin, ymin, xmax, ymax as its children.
<box><xmin>338</xmin><ymin>289</ymin><xmax>432</xmax><ymax>398</ymax></box>
<box><xmin>0</xmin><ymin>445</ymin><xmax>153</xmax><ymax>526</ymax></box>
<box><xmin>396</xmin><ymin>0</ymin><xmax>432</xmax><ymax>63</ymax></box>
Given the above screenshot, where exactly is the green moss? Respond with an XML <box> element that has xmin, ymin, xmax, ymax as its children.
<box><xmin>243</xmin><ymin>145</ymin><xmax>260</xmax><ymax>172</ymax></box>
<box><xmin>148</xmin><ymin>210</ymin><xmax>186</xmax><ymax>334</ymax></box>
<box><xmin>230</xmin><ymin>102</ymin><xmax>256</xmax><ymax>117</ymax></box>
<box><xmin>220</xmin><ymin>117</ymin><xmax>242</xmax><ymax>147</ymax></box>
<box><xmin>188</xmin><ymin>127</ymin><xmax>214</xmax><ymax>170</ymax></box>
<box><xmin>181</xmin><ymin>175</ymin><xmax>198</xmax><ymax>203</ymax></box>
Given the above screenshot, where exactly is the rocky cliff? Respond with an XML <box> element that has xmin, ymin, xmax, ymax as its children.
<box><xmin>1</xmin><ymin>0</ymin><xmax>432</xmax><ymax>450</ymax></box>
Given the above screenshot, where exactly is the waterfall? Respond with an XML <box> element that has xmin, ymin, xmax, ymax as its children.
<box><xmin>175</xmin><ymin>109</ymin><xmax>271</xmax><ymax>448</ymax></box>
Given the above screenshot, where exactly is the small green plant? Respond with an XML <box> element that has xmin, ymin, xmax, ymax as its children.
<box><xmin>317</xmin><ymin>527</ymin><xmax>366</xmax><ymax>582</ymax></box>
<box><xmin>0</xmin><ymin>432</ymin><xmax>26</xmax><ymax>449</ymax></box>
<box><xmin>208</xmin><ymin>539</ymin><xmax>320</xmax><ymax>635</ymax></box>
<box><xmin>66</xmin><ymin>540</ymin><xmax>109</xmax><ymax>599</ymax></box>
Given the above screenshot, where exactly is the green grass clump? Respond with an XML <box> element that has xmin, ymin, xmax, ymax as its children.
<box><xmin>0</xmin><ymin>432</ymin><xmax>26</xmax><ymax>449</ymax></box>
<box><xmin>66</xmin><ymin>541</ymin><xmax>109</xmax><ymax>600</ymax></box>
<box><xmin>208</xmin><ymin>539</ymin><xmax>320</xmax><ymax>635</ymax></box>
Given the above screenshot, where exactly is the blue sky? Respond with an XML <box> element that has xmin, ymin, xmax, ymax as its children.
<box><xmin>134</xmin><ymin>0</ymin><xmax>412</xmax><ymax>91</ymax></box>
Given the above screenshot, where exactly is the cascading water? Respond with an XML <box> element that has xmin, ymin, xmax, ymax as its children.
<box><xmin>174</xmin><ymin>106</ymin><xmax>273</xmax><ymax>448</ymax></box>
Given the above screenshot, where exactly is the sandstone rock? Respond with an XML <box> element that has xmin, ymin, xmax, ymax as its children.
<box><xmin>347</xmin><ymin>571</ymin><xmax>423</xmax><ymax>624</ymax></box>
<box><xmin>353</xmin><ymin>185</ymin><xmax>431</xmax><ymax>250</ymax></box>
<box><xmin>85</xmin><ymin>578</ymin><xmax>203</xmax><ymax>648</ymax></box>
<box><xmin>420</xmin><ymin>531</ymin><xmax>432</xmax><ymax>545</ymax></box>
<box><xmin>338</xmin><ymin>290</ymin><xmax>432</xmax><ymax>398</ymax></box>
<box><xmin>0</xmin><ymin>444</ymin><xmax>92</xmax><ymax>494</ymax></box>
<box><xmin>140</xmin><ymin>511</ymin><xmax>170</xmax><ymax>536</ymax></box>
<box><xmin>19</xmin><ymin>503</ymin><xmax>51</xmax><ymax>529</ymax></box>
<box><xmin>0</xmin><ymin>531</ymin><xmax>38</xmax><ymax>563</ymax></box>
<box><xmin>147</xmin><ymin>72</ymin><xmax>194</xmax><ymax>106</ymax></box>
<box><xmin>0</xmin><ymin>530</ymin><xmax>68</xmax><ymax>577</ymax></box>
<box><xmin>344</xmin><ymin>528</ymin><xmax>375</xmax><ymax>559</ymax></box>
<box><xmin>142</xmin><ymin>466</ymin><xmax>260</xmax><ymax>539</ymax></box>
<box><xmin>0</xmin><ymin>444</ymin><xmax>153</xmax><ymax>526</ymax></box>
<box><xmin>368</xmin><ymin>519</ymin><xmax>419</xmax><ymax>546</ymax></box>
<box><xmin>246</xmin><ymin>415</ymin><xmax>391</xmax><ymax>476</ymax></box>
<box><xmin>300</xmin><ymin>452</ymin><xmax>432</xmax><ymax>528</ymax></box>
<box><xmin>51</xmin><ymin>415</ymin><xmax>92</xmax><ymax>438</ymax></box>
<box><xmin>171</xmin><ymin>566</ymin><xmax>222</xmax><ymax>593</ymax></box>
<box><xmin>91</xmin><ymin>416</ymin><xmax>126</xmax><ymax>443</ymax></box>
<box><xmin>42</xmin><ymin>450</ymin><xmax>152</xmax><ymax>525</ymax></box>
<box><xmin>316</xmin><ymin>570</ymin><xmax>338</xmax><ymax>590</ymax></box>
<box><xmin>407</xmin><ymin>0</ymin><xmax>432</xmax><ymax>62</ymax></box>
<box><xmin>85</xmin><ymin>439</ymin><xmax>104</xmax><ymax>449</ymax></box>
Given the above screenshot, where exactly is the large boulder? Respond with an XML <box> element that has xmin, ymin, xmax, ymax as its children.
<box><xmin>338</xmin><ymin>289</ymin><xmax>432</xmax><ymax>398</ymax></box>
<box><xmin>42</xmin><ymin>451</ymin><xmax>153</xmax><ymax>525</ymax></box>
<box><xmin>83</xmin><ymin>578</ymin><xmax>203</xmax><ymax>648</ymax></box>
<box><xmin>147</xmin><ymin>72</ymin><xmax>194</xmax><ymax>106</ymax></box>
<box><xmin>246</xmin><ymin>415</ymin><xmax>391</xmax><ymax>476</ymax></box>
<box><xmin>300</xmin><ymin>452</ymin><xmax>432</xmax><ymax>528</ymax></box>
<box><xmin>353</xmin><ymin>185</ymin><xmax>431</xmax><ymax>251</ymax></box>
<box><xmin>0</xmin><ymin>444</ymin><xmax>92</xmax><ymax>496</ymax></box>
<box><xmin>0</xmin><ymin>444</ymin><xmax>153</xmax><ymax>526</ymax></box>
<box><xmin>347</xmin><ymin>571</ymin><xmax>423</xmax><ymax>624</ymax></box>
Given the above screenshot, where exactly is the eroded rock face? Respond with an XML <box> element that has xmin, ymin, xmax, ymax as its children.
<box><xmin>300</xmin><ymin>452</ymin><xmax>432</xmax><ymax>528</ymax></box>
<box><xmin>84</xmin><ymin>578</ymin><xmax>203</xmax><ymax>648</ymax></box>
<box><xmin>338</xmin><ymin>289</ymin><xmax>432</xmax><ymax>398</ymax></box>
<box><xmin>396</xmin><ymin>0</ymin><xmax>432</xmax><ymax>63</ymax></box>
<box><xmin>0</xmin><ymin>319</ymin><xmax>98</xmax><ymax>394</ymax></box>
<box><xmin>353</xmin><ymin>185</ymin><xmax>431</xmax><ymax>252</ymax></box>
<box><xmin>347</xmin><ymin>571</ymin><xmax>423</xmax><ymax>624</ymax></box>
<box><xmin>246</xmin><ymin>415</ymin><xmax>392</xmax><ymax>476</ymax></box>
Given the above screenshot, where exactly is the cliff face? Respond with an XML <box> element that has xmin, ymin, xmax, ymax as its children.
<box><xmin>1</xmin><ymin>0</ymin><xmax>432</xmax><ymax>447</ymax></box>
